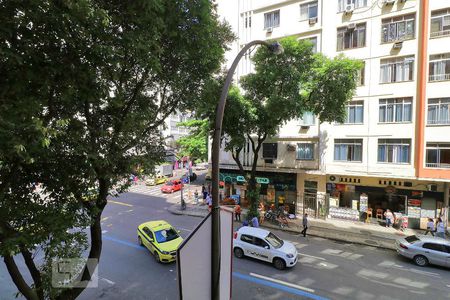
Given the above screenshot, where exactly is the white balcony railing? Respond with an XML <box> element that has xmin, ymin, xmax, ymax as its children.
<box><xmin>431</xmin><ymin>30</ymin><xmax>450</xmax><ymax>38</ymax></box>
<box><xmin>425</xmin><ymin>162</ymin><xmax>450</xmax><ymax>169</ymax></box>
<box><xmin>429</xmin><ymin>73</ymin><xmax>450</xmax><ymax>82</ymax></box>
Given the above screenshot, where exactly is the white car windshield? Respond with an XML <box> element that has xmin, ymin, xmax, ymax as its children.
<box><xmin>265</xmin><ymin>232</ymin><xmax>284</xmax><ymax>249</ymax></box>
<box><xmin>155</xmin><ymin>228</ymin><xmax>179</xmax><ymax>243</ymax></box>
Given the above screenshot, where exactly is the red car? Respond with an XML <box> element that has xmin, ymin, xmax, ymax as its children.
<box><xmin>160</xmin><ymin>180</ymin><xmax>183</xmax><ymax>193</ymax></box>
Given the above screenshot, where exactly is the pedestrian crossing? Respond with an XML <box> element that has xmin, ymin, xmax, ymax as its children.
<box><xmin>126</xmin><ymin>184</ymin><xmax>197</xmax><ymax>204</ymax></box>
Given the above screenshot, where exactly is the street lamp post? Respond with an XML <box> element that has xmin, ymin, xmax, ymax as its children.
<box><xmin>211</xmin><ymin>40</ymin><xmax>283</xmax><ymax>300</ymax></box>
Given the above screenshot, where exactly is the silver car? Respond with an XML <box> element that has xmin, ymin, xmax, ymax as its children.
<box><xmin>396</xmin><ymin>235</ymin><xmax>450</xmax><ymax>267</ymax></box>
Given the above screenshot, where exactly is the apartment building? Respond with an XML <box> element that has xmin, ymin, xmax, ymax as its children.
<box><xmin>215</xmin><ymin>0</ymin><xmax>450</xmax><ymax>228</ymax></box>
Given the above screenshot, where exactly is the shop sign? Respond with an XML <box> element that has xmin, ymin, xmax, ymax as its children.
<box><xmin>256</xmin><ymin>177</ymin><xmax>269</xmax><ymax>184</ymax></box>
<box><xmin>359</xmin><ymin>194</ymin><xmax>368</xmax><ymax>212</ymax></box>
<box><xmin>407</xmin><ymin>199</ymin><xmax>421</xmax><ymax>207</ymax></box>
<box><xmin>236</xmin><ymin>176</ymin><xmax>246</xmax><ymax>182</ymax></box>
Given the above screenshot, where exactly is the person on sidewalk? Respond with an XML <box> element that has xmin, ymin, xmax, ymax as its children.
<box><xmin>202</xmin><ymin>184</ymin><xmax>207</xmax><ymax>200</ymax></box>
<box><xmin>258</xmin><ymin>202</ymin><xmax>265</xmax><ymax>225</ymax></box>
<box><xmin>424</xmin><ymin>218</ymin><xmax>435</xmax><ymax>236</ymax></box>
<box><xmin>206</xmin><ymin>193</ymin><xmax>212</xmax><ymax>212</ymax></box>
<box><xmin>436</xmin><ymin>217</ymin><xmax>446</xmax><ymax>238</ymax></box>
<box><xmin>301</xmin><ymin>213</ymin><xmax>308</xmax><ymax>237</ymax></box>
<box><xmin>194</xmin><ymin>190</ymin><xmax>199</xmax><ymax>205</ymax></box>
<box><xmin>384</xmin><ymin>209</ymin><xmax>394</xmax><ymax>228</ymax></box>
<box><xmin>251</xmin><ymin>216</ymin><xmax>259</xmax><ymax>228</ymax></box>
<box><xmin>234</xmin><ymin>204</ymin><xmax>241</xmax><ymax>222</ymax></box>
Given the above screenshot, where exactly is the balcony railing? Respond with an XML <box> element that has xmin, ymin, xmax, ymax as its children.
<box><xmin>427</xmin><ymin>118</ymin><xmax>450</xmax><ymax>125</ymax></box>
<box><xmin>431</xmin><ymin>30</ymin><xmax>450</xmax><ymax>38</ymax></box>
<box><xmin>426</xmin><ymin>162</ymin><xmax>450</xmax><ymax>169</ymax></box>
<box><xmin>429</xmin><ymin>73</ymin><xmax>450</xmax><ymax>82</ymax></box>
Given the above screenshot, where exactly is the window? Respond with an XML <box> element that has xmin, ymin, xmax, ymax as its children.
<box><xmin>240</xmin><ymin>234</ymin><xmax>254</xmax><ymax>244</ymax></box>
<box><xmin>249</xmin><ymin>16</ymin><xmax>252</xmax><ymax>28</ymax></box>
<box><xmin>430</xmin><ymin>8</ymin><xmax>450</xmax><ymax>38</ymax></box>
<box><xmin>379</xmin><ymin>97</ymin><xmax>412</xmax><ymax>123</ymax></box>
<box><xmin>429</xmin><ymin>53</ymin><xmax>450</xmax><ymax>81</ymax></box>
<box><xmin>345</xmin><ymin>101</ymin><xmax>364</xmax><ymax>124</ymax></box>
<box><xmin>297</xmin><ymin>143</ymin><xmax>315</xmax><ymax>160</ymax></box>
<box><xmin>308</xmin><ymin>37</ymin><xmax>318</xmax><ymax>53</ymax></box>
<box><xmin>254</xmin><ymin>238</ymin><xmax>269</xmax><ymax>248</ymax></box>
<box><xmin>427</xmin><ymin>98</ymin><xmax>450</xmax><ymax>125</ymax></box>
<box><xmin>381</xmin><ymin>14</ymin><xmax>415</xmax><ymax>43</ymax></box>
<box><xmin>300</xmin><ymin>111</ymin><xmax>315</xmax><ymax>125</ymax></box>
<box><xmin>426</xmin><ymin>143</ymin><xmax>450</xmax><ymax>169</ymax></box>
<box><xmin>143</xmin><ymin>227</ymin><xmax>153</xmax><ymax>239</ymax></box>
<box><xmin>334</xmin><ymin>139</ymin><xmax>362</xmax><ymax>162</ymax></box>
<box><xmin>337</xmin><ymin>23</ymin><xmax>366</xmax><ymax>51</ymax></box>
<box><xmin>378</xmin><ymin>139</ymin><xmax>411</xmax><ymax>164</ymax></box>
<box><xmin>300</xmin><ymin>1</ymin><xmax>318</xmax><ymax>21</ymax></box>
<box><xmin>264</xmin><ymin>10</ymin><xmax>280</xmax><ymax>29</ymax></box>
<box><xmin>380</xmin><ymin>56</ymin><xmax>414</xmax><ymax>83</ymax></box>
<box><xmin>338</xmin><ymin>0</ymin><xmax>368</xmax><ymax>12</ymax></box>
<box><xmin>262</xmin><ymin>143</ymin><xmax>278</xmax><ymax>159</ymax></box>
<box><xmin>357</xmin><ymin>62</ymin><xmax>365</xmax><ymax>86</ymax></box>
<box><xmin>422</xmin><ymin>243</ymin><xmax>448</xmax><ymax>253</ymax></box>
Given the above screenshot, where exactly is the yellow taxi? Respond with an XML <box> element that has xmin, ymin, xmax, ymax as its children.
<box><xmin>137</xmin><ymin>220</ymin><xmax>183</xmax><ymax>263</ymax></box>
<box><xmin>145</xmin><ymin>174</ymin><xmax>168</xmax><ymax>186</ymax></box>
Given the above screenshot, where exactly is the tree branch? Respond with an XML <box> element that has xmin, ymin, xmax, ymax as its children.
<box><xmin>231</xmin><ymin>146</ymin><xmax>245</xmax><ymax>174</ymax></box>
<box><xmin>3</xmin><ymin>255</ymin><xmax>38</xmax><ymax>300</ymax></box>
<box><xmin>20</xmin><ymin>247</ymin><xmax>44</xmax><ymax>300</ymax></box>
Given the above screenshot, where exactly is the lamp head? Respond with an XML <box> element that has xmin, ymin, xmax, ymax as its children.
<box><xmin>267</xmin><ymin>42</ymin><xmax>284</xmax><ymax>55</ymax></box>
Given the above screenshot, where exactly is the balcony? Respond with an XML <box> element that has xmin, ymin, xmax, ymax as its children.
<box><xmin>431</xmin><ymin>30</ymin><xmax>450</xmax><ymax>39</ymax></box>
<box><xmin>429</xmin><ymin>73</ymin><xmax>450</xmax><ymax>82</ymax></box>
<box><xmin>425</xmin><ymin>162</ymin><xmax>450</xmax><ymax>169</ymax></box>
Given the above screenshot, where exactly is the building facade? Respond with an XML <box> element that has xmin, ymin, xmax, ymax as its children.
<box><xmin>215</xmin><ymin>0</ymin><xmax>450</xmax><ymax>228</ymax></box>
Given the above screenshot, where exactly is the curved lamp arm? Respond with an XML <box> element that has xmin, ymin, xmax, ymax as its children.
<box><xmin>210</xmin><ymin>40</ymin><xmax>282</xmax><ymax>300</ymax></box>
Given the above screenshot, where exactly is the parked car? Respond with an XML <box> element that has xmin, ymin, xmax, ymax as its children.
<box><xmin>137</xmin><ymin>220</ymin><xmax>183</xmax><ymax>263</ymax></box>
<box><xmin>145</xmin><ymin>175</ymin><xmax>168</xmax><ymax>186</ymax></box>
<box><xmin>233</xmin><ymin>227</ymin><xmax>298</xmax><ymax>270</ymax></box>
<box><xmin>161</xmin><ymin>180</ymin><xmax>183</xmax><ymax>193</ymax></box>
<box><xmin>396</xmin><ymin>235</ymin><xmax>450</xmax><ymax>267</ymax></box>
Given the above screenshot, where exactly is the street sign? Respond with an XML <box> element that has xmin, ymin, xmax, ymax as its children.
<box><xmin>256</xmin><ymin>177</ymin><xmax>269</xmax><ymax>184</ymax></box>
<box><xmin>177</xmin><ymin>208</ymin><xmax>233</xmax><ymax>300</ymax></box>
<box><xmin>236</xmin><ymin>175</ymin><xmax>246</xmax><ymax>182</ymax></box>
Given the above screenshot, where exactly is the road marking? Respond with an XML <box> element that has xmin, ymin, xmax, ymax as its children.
<box><xmin>108</xmin><ymin>200</ymin><xmax>133</xmax><ymax>207</ymax></box>
<box><xmin>126</xmin><ymin>209</ymin><xmax>134</xmax><ymax>212</ymax></box>
<box><xmin>233</xmin><ymin>272</ymin><xmax>328</xmax><ymax>300</ymax></box>
<box><xmin>107</xmin><ymin>224</ymin><xmax>113</xmax><ymax>227</ymax></box>
<box><xmin>177</xmin><ymin>227</ymin><xmax>192</xmax><ymax>232</ymax></box>
<box><xmin>100</xmin><ymin>277</ymin><xmax>115</xmax><ymax>285</ymax></box>
<box><xmin>407</xmin><ymin>268</ymin><xmax>440</xmax><ymax>277</ymax></box>
<box><xmin>103</xmin><ymin>235</ymin><xmax>145</xmax><ymax>250</ymax></box>
<box><xmin>101</xmin><ymin>217</ymin><xmax>109</xmax><ymax>222</ymax></box>
<box><xmin>298</xmin><ymin>253</ymin><xmax>326</xmax><ymax>261</ymax></box>
<box><xmin>102</xmin><ymin>230</ymin><xmax>108</xmax><ymax>234</ymax></box>
<box><xmin>447</xmin><ymin>284</ymin><xmax>450</xmax><ymax>288</ymax></box>
<box><xmin>250</xmin><ymin>273</ymin><xmax>315</xmax><ymax>293</ymax></box>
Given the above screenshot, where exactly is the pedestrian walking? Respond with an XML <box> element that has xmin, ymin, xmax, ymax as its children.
<box><xmin>258</xmin><ymin>202</ymin><xmax>265</xmax><ymax>225</ymax></box>
<box><xmin>251</xmin><ymin>216</ymin><xmax>259</xmax><ymax>228</ymax></box>
<box><xmin>202</xmin><ymin>184</ymin><xmax>207</xmax><ymax>200</ymax></box>
<box><xmin>384</xmin><ymin>209</ymin><xmax>394</xmax><ymax>228</ymax></box>
<box><xmin>436</xmin><ymin>217</ymin><xmax>446</xmax><ymax>238</ymax></box>
<box><xmin>301</xmin><ymin>213</ymin><xmax>308</xmax><ymax>237</ymax></box>
<box><xmin>424</xmin><ymin>218</ymin><xmax>435</xmax><ymax>236</ymax></box>
<box><xmin>194</xmin><ymin>190</ymin><xmax>199</xmax><ymax>205</ymax></box>
<box><xmin>206</xmin><ymin>193</ymin><xmax>212</xmax><ymax>212</ymax></box>
<box><xmin>234</xmin><ymin>204</ymin><xmax>241</xmax><ymax>222</ymax></box>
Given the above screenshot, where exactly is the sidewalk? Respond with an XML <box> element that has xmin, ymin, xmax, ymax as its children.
<box><xmin>168</xmin><ymin>202</ymin><xmax>423</xmax><ymax>251</ymax></box>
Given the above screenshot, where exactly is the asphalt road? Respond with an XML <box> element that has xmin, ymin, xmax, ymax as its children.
<box><xmin>1</xmin><ymin>176</ymin><xmax>450</xmax><ymax>299</ymax></box>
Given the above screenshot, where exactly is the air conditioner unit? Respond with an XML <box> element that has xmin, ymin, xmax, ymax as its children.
<box><xmin>347</xmin><ymin>23</ymin><xmax>356</xmax><ymax>30</ymax></box>
<box><xmin>300</xmin><ymin>125</ymin><xmax>310</xmax><ymax>130</ymax></box>
<box><xmin>309</xmin><ymin>17</ymin><xmax>318</xmax><ymax>25</ymax></box>
<box><xmin>393</xmin><ymin>41</ymin><xmax>403</xmax><ymax>49</ymax></box>
<box><xmin>266</xmin><ymin>27</ymin><xmax>273</xmax><ymax>33</ymax></box>
<box><xmin>383</xmin><ymin>0</ymin><xmax>395</xmax><ymax>5</ymax></box>
<box><xmin>344</xmin><ymin>3</ymin><xmax>354</xmax><ymax>14</ymax></box>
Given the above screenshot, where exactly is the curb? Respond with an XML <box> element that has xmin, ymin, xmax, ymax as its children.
<box><xmin>168</xmin><ymin>205</ymin><xmax>397</xmax><ymax>251</ymax></box>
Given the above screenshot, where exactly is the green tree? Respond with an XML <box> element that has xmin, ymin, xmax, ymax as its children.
<box><xmin>0</xmin><ymin>1</ymin><xmax>233</xmax><ymax>299</ymax></box>
<box><xmin>208</xmin><ymin>38</ymin><xmax>362</xmax><ymax>217</ymax></box>
<box><xmin>176</xmin><ymin>119</ymin><xmax>209</xmax><ymax>162</ymax></box>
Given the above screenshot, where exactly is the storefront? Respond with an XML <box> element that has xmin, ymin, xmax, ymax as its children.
<box><xmin>219</xmin><ymin>169</ymin><xmax>297</xmax><ymax>214</ymax></box>
<box><xmin>326</xmin><ymin>180</ymin><xmax>445</xmax><ymax>229</ymax></box>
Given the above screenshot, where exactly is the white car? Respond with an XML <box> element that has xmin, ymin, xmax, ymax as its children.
<box><xmin>233</xmin><ymin>227</ymin><xmax>298</xmax><ymax>270</ymax></box>
<box><xmin>396</xmin><ymin>235</ymin><xmax>450</xmax><ymax>267</ymax></box>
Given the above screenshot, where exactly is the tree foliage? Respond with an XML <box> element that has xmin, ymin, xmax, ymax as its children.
<box><xmin>211</xmin><ymin>37</ymin><xmax>362</xmax><ymax>217</ymax></box>
<box><xmin>0</xmin><ymin>1</ymin><xmax>233</xmax><ymax>299</ymax></box>
<box><xmin>176</xmin><ymin>119</ymin><xmax>209</xmax><ymax>162</ymax></box>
